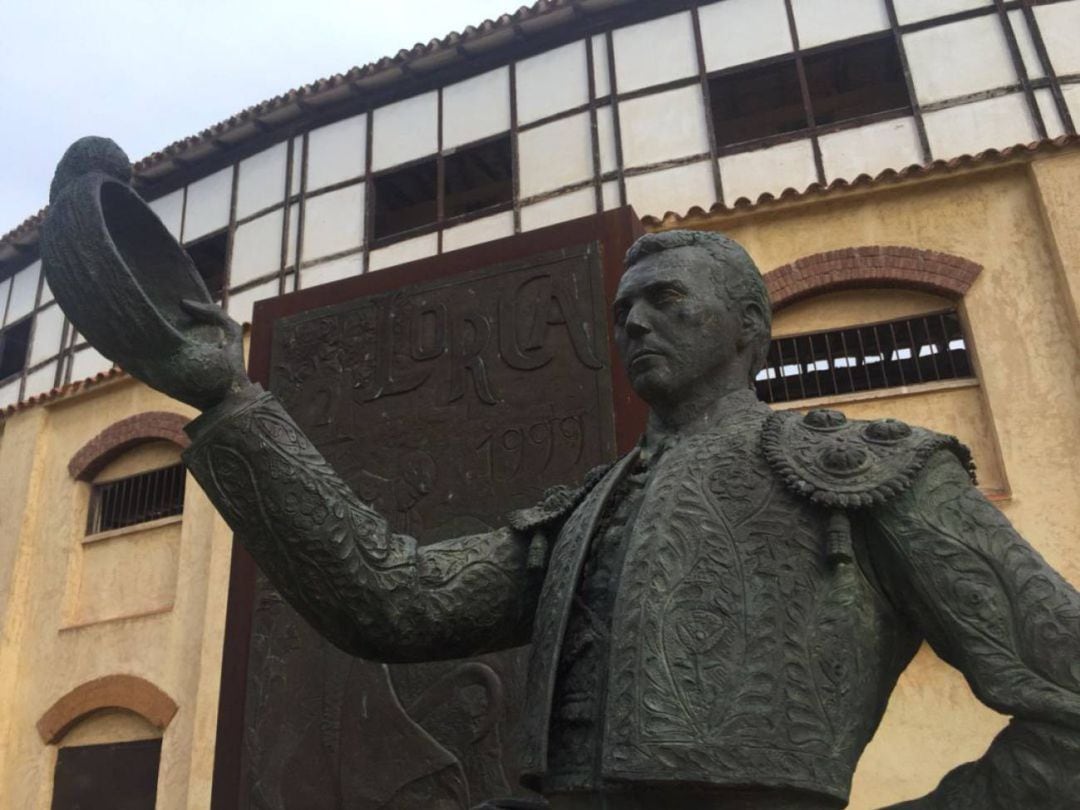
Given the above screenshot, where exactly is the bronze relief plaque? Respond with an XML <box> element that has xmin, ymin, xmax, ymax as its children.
<box><xmin>244</xmin><ymin>243</ymin><xmax>615</xmax><ymax>809</ymax></box>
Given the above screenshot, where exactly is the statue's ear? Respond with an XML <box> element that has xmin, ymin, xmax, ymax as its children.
<box><xmin>737</xmin><ymin>300</ymin><xmax>767</xmax><ymax>350</ymax></box>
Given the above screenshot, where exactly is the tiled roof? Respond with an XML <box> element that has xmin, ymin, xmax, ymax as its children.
<box><xmin>0</xmin><ymin>0</ymin><xmax>617</xmax><ymax>272</ymax></box>
<box><xmin>2</xmin><ymin>367</ymin><xmax>125</xmax><ymax>418</ymax></box>
<box><xmin>642</xmin><ymin>135</ymin><xmax>1080</xmax><ymax>227</ymax></box>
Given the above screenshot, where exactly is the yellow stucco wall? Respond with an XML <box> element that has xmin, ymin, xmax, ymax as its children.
<box><xmin>0</xmin><ymin>379</ymin><xmax>234</xmax><ymax>810</ymax></box>
<box><xmin>1</xmin><ymin>148</ymin><xmax>1078</xmax><ymax>809</ymax></box>
<box><xmin>680</xmin><ymin>150</ymin><xmax>1080</xmax><ymax>808</ymax></box>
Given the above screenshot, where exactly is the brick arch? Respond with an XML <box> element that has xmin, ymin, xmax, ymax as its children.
<box><xmin>763</xmin><ymin>246</ymin><xmax>982</xmax><ymax>311</ymax></box>
<box><xmin>36</xmin><ymin>674</ymin><xmax>178</xmax><ymax>744</ymax></box>
<box><xmin>68</xmin><ymin>411</ymin><xmax>190</xmax><ymax>481</ymax></box>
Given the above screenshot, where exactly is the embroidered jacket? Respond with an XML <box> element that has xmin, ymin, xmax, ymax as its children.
<box><xmin>182</xmin><ymin>385</ymin><xmax>1080</xmax><ymax>808</ymax></box>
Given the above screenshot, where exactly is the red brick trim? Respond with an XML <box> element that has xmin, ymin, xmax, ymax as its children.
<box><xmin>68</xmin><ymin>411</ymin><xmax>191</xmax><ymax>481</ymax></box>
<box><xmin>36</xmin><ymin>674</ymin><xmax>178</xmax><ymax>744</ymax></box>
<box><xmin>764</xmin><ymin>246</ymin><xmax>982</xmax><ymax>311</ymax></box>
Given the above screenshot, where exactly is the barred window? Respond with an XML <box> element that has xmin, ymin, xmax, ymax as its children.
<box><xmin>86</xmin><ymin>463</ymin><xmax>186</xmax><ymax>535</ymax></box>
<box><xmin>756</xmin><ymin>309</ymin><xmax>973</xmax><ymax>404</ymax></box>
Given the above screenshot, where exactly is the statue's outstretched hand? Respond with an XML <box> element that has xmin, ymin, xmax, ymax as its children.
<box><xmin>41</xmin><ymin>136</ymin><xmax>256</xmax><ymax>412</ymax></box>
<box><xmin>167</xmin><ymin>298</ymin><xmax>254</xmax><ymax>411</ymax></box>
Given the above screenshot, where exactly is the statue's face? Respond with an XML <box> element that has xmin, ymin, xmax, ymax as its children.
<box><xmin>613</xmin><ymin>246</ymin><xmax>742</xmax><ymax>406</ymax></box>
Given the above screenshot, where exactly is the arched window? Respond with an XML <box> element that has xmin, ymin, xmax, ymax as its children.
<box><xmin>65</xmin><ymin>413</ymin><xmax>191</xmax><ymax>628</ymax></box>
<box><xmin>38</xmin><ymin>675</ymin><xmax>176</xmax><ymax>810</ymax></box>
<box><xmin>759</xmin><ymin>246</ymin><xmax>981</xmax><ymax>405</ymax></box>
<box><xmin>760</xmin><ymin>246</ymin><xmax>1007</xmax><ymax>497</ymax></box>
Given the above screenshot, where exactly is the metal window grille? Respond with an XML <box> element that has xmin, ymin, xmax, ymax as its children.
<box><xmin>86</xmin><ymin>463</ymin><xmax>186</xmax><ymax>535</ymax></box>
<box><xmin>756</xmin><ymin>309</ymin><xmax>973</xmax><ymax>404</ymax></box>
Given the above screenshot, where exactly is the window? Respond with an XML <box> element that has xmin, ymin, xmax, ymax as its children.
<box><xmin>0</xmin><ymin>316</ymin><xmax>32</xmax><ymax>383</ymax></box>
<box><xmin>185</xmin><ymin>230</ymin><xmax>228</xmax><ymax>301</ymax></box>
<box><xmin>372</xmin><ymin>134</ymin><xmax>512</xmax><ymax>241</ymax></box>
<box><xmin>51</xmin><ymin>739</ymin><xmax>161</xmax><ymax>810</ymax></box>
<box><xmin>710</xmin><ymin>34</ymin><xmax>909</xmax><ymax>148</ymax></box>
<box><xmin>756</xmin><ymin>309</ymin><xmax>973</xmax><ymax>404</ymax></box>
<box><xmin>86</xmin><ymin>463</ymin><xmax>186</xmax><ymax>535</ymax></box>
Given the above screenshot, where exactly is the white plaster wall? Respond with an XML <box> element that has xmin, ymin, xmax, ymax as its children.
<box><xmin>1008</xmin><ymin>9</ymin><xmax>1044</xmax><ymax>80</ymax></box>
<box><xmin>1035</xmin><ymin>0</ymin><xmax>1080</xmax><ymax>76</ymax></box>
<box><xmin>372</xmin><ymin>93</ymin><xmax>437</xmax><ymax>171</ymax></box>
<box><xmin>718</xmin><ymin>139</ymin><xmax>817</xmax><ymax>203</ymax></box>
<box><xmin>6</xmin><ymin>262</ymin><xmax>39</xmax><ymax>324</ymax></box>
<box><xmin>1063</xmin><ymin>84</ymin><xmax>1080</xmax><ymax>126</ymax></box>
<box><xmin>290</xmin><ymin>136</ymin><xmax>303</xmax><ymax>192</ymax></box>
<box><xmin>904</xmin><ymin>16</ymin><xmax>1018</xmax><ymax>105</ymax></box>
<box><xmin>301</xmin><ymin>254</ymin><xmax>363</xmax><ymax>289</ymax></box>
<box><xmin>625</xmin><ymin>160</ymin><xmax>716</xmax><ymax>218</ymax></box>
<box><xmin>1036</xmin><ymin>89</ymin><xmax>1066</xmax><ymax>139</ymax></box>
<box><xmin>618</xmin><ymin>85</ymin><xmax>710</xmax><ymax>168</ymax></box>
<box><xmin>286</xmin><ymin>204</ymin><xmax>299</xmax><ymax>268</ymax></box>
<box><xmin>892</xmin><ymin>0</ymin><xmax>990</xmax><ymax>25</ymax></box>
<box><xmin>791</xmin><ymin>0</ymin><xmax>889</xmax><ymax>49</ymax></box>
<box><xmin>183</xmin><ymin>168</ymin><xmax>232</xmax><ymax>242</ymax></box>
<box><xmin>239</xmin><ymin>163</ymin><xmax>283</xmax><ymax>231</ymax></box>
<box><xmin>0</xmin><ymin>378</ymin><xmax>19</xmax><ymax>408</ymax></box>
<box><xmin>518</xmin><ymin>113</ymin><xmax>594</xmax><ymax>197</ymax></box>
<box><xmin>307</xmin><ymin>115</ymin><xmax>367</xmax><ymax>192</ymax></box>
<box><xmin>521</xmin><ymin>187</ymin><xmax>595</xmax><ymax>232</ymax></box>
<box><xmin>516</xmin><ymin>42</ymin><xmax>589</xmax><ymax>124</ymax></box>
<box><xmin>442</xmin><ymin>211</ymin><xmax>514</xmax><ymax>252</ymax></box>
<box><xmin>39</xmin><ymin>273</ymin><xmax>53</xmax><ymax>306</ymax></box>
<box><xmin>819</xmin><ymin>117</ymin><xmax>923</xmax><ymax>181</ymax></box>
<box><xmin>602</xmin><ymin>180</ymin><xmax>620</xmax><ymax>210</ymax></box>
<box><xmin>592</xmin><ymin>34</ymin><xmax>610</xmax><ymax>98</ymax></box>
<box><xmin>924</xmin><ymin>93</ymin><xmax>1037</xmax><ymax>159</ymax></box>
<box><xmin>698</xmin><ymin>0</ymin><xmax>792</xmax><ymax>72</ymax></box>
<box><xmin>368</xmin><ymin>233</ymin><xmax>438</xmax><ymax>271</ymax></box>
<box><xmin>148</xmin><ymin>190</ymin><xmax>183</xmax><ymax>239</ymax></box>
<box><xmin>69</xmin><ymin>347</ymin><xmax>112</xmax><ymax>381</ymax></box>
<box><xmin>597</xmin><ymin>105</ymin><xmax>618</xmax><ymax>174</ymax></box>
<box><xmin>28</xmin><ymin>304</ymin><xmax>65</xmax><ymax>367</ymax></box>
<box><xmin>226</xmin><ymin>278</ymin><xmax>277</xmax><ymax>326</ymax></box>
<box><xmin>443</xmin><ymin>67</ymin><xmax>510</xmax><ymax>148</ymax></box>
<box><xmin>301</xmin><ymin>183</ymin><xmax>365</xmax><ymax>261</ymax></box>
<box><xmin>613</xmin><ymin>11</ymin><xmax>698</xmax><ymax>94</ymax></box>
<box><xmin>230</xmin><ymin>210</ymin><xmax>284</xmax><ymax>287</ymax></box>
<box><xmin>23</xmin><ymin>362</ymin><xmax>56</xmax><ymax>398</ymax></box>
<box><xmin>236</xmin><ymin>144</ymin><xmax>287</xmax><ymax>220</ymax></box>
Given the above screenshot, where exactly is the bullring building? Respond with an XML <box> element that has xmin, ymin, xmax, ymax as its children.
<box><xmin>1</xmin><ymin>1</ymin><xmax>1079</xmax><ymax>808</ymax></box>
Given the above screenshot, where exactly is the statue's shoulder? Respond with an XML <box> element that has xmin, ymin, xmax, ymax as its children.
<box><xmin>761</xmin><ymin>407</ymin><xmax>976</xmax><ymax>510</ymax></box>
<box><xmin>507</xmin><ymin>461</ymin><xmax>614</xmax><ymax>534</ymax></box>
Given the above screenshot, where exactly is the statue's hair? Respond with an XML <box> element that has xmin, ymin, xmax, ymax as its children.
<box><xmin>625</xmin><ymin>230</ymin><xmax>773</xmax><ymax>383</ymax></box>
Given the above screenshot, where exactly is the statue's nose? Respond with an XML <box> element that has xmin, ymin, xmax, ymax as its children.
<box><xmin>623</xmin><ymin>304</ymin><xmax>651</xmax><ymax>338</ymax></box>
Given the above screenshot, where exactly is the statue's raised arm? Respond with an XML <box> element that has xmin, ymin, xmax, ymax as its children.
<box><xmin>41</xmin><ymin>137</ymin><xmax>547</xmax><ymax>663</ymax></box>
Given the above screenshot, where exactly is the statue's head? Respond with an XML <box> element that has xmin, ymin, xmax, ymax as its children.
<box><xmin>615</xmin><ymin>230</ymin><xmax>772</xmax><ymax>409</ymax></box>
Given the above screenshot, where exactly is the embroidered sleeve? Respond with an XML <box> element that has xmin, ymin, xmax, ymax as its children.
<box><xmin>183</xmin><ymin>386</ymin><xmax>542</xmax><ymax>662</ymax></box>
<box><xmin>870</xmin><ymin>450</ymin><xmax>1080</xmax><ymax>808</ymax></box>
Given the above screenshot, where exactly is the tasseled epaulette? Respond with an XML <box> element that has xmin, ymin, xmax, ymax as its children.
<box><xmin>507</xmin><ymin>462</ymin><xmax>613</xmax><ymax>570</ymax></box>
<box><xmin>762</xmin><ymin>408</ymin><xmax>976</xmax><ymax>565</ymax></box>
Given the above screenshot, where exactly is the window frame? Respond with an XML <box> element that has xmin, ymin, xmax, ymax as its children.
<box><xmin>369</xmin><ymin>131</ymin><xmax>514</xmax><ymax>247</ymax></box>
<box><xmin>756</xmin><ymin>306</ymin><xmax>977</xmax><ymax>406</ymax></box>
<box><xmin>709</xmin><ymin>31</ymin><xmax>914</xmax><ymax>156</ymax></box>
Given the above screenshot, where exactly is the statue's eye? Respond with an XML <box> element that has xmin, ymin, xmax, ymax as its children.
<box><xmin>653</xmin><ymin>287</ymin><xmax>684</xmax><ymax>306</ymax></box>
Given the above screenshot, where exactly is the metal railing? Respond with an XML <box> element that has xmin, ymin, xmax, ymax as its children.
<box><xmin>756</xmin><ymin>309</ymin><xmax>973</xmax><ymax>404</ymax></box>
<box><xmin>87</xmin><ymin>463</ymin><xmax>186</xmax><ymax>535</ymax></box>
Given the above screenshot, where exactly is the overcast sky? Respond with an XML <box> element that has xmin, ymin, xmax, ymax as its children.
<box><xmin>0</xmin><ymin>0</ymin><xmax>518</xmax><ymax>235</ymax></box>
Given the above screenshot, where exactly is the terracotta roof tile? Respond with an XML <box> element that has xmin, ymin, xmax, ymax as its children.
<box><xmin>2</xmin><ymin>367</ymin><xmax>125</xmax><ymax>418</ymax></box>
<box><xmin>0</xmin><ymin>0</ymin><xmax>591</xmax><ymax>264</ymax></box>
<box><xmin>642</xmin><ymin>135</ymin><xmax>1080</xmax><ymax>227</ymax></box>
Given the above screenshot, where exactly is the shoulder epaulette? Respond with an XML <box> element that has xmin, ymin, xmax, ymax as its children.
<box><xmin>762</xmin><ymin>408</ymin><xmax>976</xmax><ymax>510</ymax></box>
<box><xmin>507</xmin><ymin>462</ymin><xmax>613</xmax><ymax>534</ymax></box>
